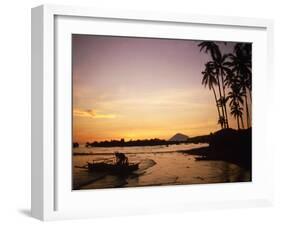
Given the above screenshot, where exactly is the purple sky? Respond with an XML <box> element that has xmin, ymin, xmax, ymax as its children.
<box><xmin>72</xmin><ymin>35</ymin><xmax>239</xmax><ymax>142</ymax></box>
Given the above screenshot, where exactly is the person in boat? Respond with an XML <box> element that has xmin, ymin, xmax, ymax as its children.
<box><xmin>114</xmin><ymin>152</ymin><xmax>128</xmax><ymax>166</ymax></box>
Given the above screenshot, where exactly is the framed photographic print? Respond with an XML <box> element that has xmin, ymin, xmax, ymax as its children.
<box><xmin>31</xmin><ymin>4</ymin><xmax>274</xmax><ymax>221</ymax></box>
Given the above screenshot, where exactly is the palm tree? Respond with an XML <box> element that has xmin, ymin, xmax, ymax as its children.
<box><xmin>225</xmin><ymin>43</ymin><xmax>252</xmax><ymax>128</ymax></box>
<box><xmin>198</xmin><ymin>41</ymin><xmax>221</xmax><ymax>61</ymax></box>
<box><xmin>198</xmin><ymin>41</ymin><xmax>252</xmax><ymax>130</ymax></box>
<box><xmin>230</xmin><ymin>102</ymin><xmax>243</xmax><ymax>130</ymax></box>
<box><xmin>239</xmin><ymin>77</ymin><xmax>250</xmax><ymax>128</ymax></box>
<box><xmin>218</xmin><ymin>116</ymin><xmax>226</xmax><ymax>129</ymax></box>
<box><xmin>227</xmin><ymin>81</ymin><xmax>244</xmax><ymax>106</ymax></box>
<box><xmin>227</xmin><ymin>79</ymin><xmax>245</xmax><ymax>129</ymax></box>
<box><xmin>198</xmin><ymin>41</ymin><xmax>231</xmax><ymax>128</ymax></box>
<box><xmin>213</xmin><ymin>53</ymin><xmax>233</xmax><ymax>128</ymax></box>
<box><xmin>202</xmin><ymin>62</ymin><xmax>223</xmax><ymax>128</ymax></box>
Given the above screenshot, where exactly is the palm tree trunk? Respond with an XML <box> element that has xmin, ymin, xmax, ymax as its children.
<box><xmin>220</xmin><ymin>70</ymin><xmax>229</xmax><ymax>128</ymax></box>
<box><xmin>240</xmin><ymin>115</ymin><xmax>245</xmax><ymax>129</ymax></box>
<box><xmin>237</xmin><ymin>117</ymin><xmax>240</xmax><ymax>130</ymax></box>
<box><xmin>216</xmin><ymin>75</ymin><xmax>225</xmax><ymax>129</ymax></box>
<box><xmin>212</xmin><ymin>85</ymin><xmax>222</xmax><ymax>129</ymax></box>
<box><xmin>247</xmin><ymin>88</ymin><xmax>252</xmax><ymax>127</ymax></box>
<box><xmin>244</xmin><ymin>93</ymin><xmax>250</xmax><ymax>128</ymax></box>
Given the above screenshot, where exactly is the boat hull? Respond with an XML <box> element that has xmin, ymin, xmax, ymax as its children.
<box><xmin>87</xmin><ymin>162</ymin><xmax>139</xmax><ymax>174</ymax></box>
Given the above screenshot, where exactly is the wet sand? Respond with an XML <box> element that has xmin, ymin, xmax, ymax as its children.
<box><xmin>73</xmin><ymin>143</ymin><xmax>251</xmax><ymax>190</ymax></box>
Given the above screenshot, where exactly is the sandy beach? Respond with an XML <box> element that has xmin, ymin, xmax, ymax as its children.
<box><xmin>73</xmin><ymin>142</ymin><xmax>251</xmax><ymax>190</ymax></box>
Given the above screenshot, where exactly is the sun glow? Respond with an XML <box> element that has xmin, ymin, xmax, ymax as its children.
<box><xmin>72</xmin><ymin>35</ymin><xmax>250</xmax><ymax>143</ymax></box>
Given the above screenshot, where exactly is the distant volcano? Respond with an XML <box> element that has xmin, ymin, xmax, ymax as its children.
<box><xmin>169</xmin><ymin>133</ymin><xmax>189</xmax><ymax>142</ymax></box>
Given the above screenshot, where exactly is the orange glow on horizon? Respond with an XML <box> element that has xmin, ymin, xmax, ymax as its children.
<box><xmin>72</xmin><ymin>35</ymin><xmax>251</xmax><ymax>143</ymax></box>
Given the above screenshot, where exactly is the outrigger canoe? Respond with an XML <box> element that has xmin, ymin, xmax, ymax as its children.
<box><xmin>86</xmin><ymin>162</ymin><xmax>139</xmax><ymax>174</ymax></box>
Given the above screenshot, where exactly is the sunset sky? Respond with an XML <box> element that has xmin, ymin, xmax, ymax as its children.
<box><xmin>72</xmin><ymin>35</ymin><xmax>245</xmax><ymax>143</ymax></box>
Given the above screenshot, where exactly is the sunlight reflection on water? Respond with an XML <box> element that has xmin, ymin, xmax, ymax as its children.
<box><xmin>72</xmin><ymin>143</ymin><xmax>250</xmax><ymax>190</ymax></box>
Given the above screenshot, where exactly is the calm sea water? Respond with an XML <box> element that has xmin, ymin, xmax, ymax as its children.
<box><xmin>72</xmin><ymin>143</ymin><xmax>251</xmax><ymax>190</ymax></box>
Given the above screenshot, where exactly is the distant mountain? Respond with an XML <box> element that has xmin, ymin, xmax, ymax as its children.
<box><xmin>169</xmin><ymin>133</ymin><xmax>189</xmax><ymax>142</ymax></box>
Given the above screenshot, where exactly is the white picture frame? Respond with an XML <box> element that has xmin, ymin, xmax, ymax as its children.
<box><xmin>31</xmin><ymin>4</ymin><xmax>274</xmax><ymax>221</ymax></box>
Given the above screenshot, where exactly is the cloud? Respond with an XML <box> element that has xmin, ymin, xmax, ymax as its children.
<box><xmin>73</xmin><ymin>109</ymin><xmax>116</xmax><ymax>119</ymax></box>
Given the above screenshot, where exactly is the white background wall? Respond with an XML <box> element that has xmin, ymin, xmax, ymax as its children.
<box><xmin>0</xmin><ymin>0</ymin><xmax>280</xmax><ymax>225</ymax></box>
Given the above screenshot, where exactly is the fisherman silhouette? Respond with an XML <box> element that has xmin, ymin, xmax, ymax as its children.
<box><xmin>114</xmin><ymin>152</ymin><xmax>128</xmax><ymax>166</ymax></box>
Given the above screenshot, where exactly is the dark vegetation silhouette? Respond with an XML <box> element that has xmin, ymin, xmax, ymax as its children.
<box><xmin>83</xmin><ymin>135</ymin><xmax>210</xmax><ymax>148</ymax></box>
<box><xmin>179</xmin><ymin>128</ymin><xmax>252</xmax><ymax>171</ymax></box>
<box><xmin>198</xmin><ymin>41</ymin><xmax>252</xmax><ymax>129</ymax></box>
<box><xmin>73</xmin><ymin>142</ymin><xmax>79</xmax><ymax>148</ymax></box>
<box><xmin>194</xmin><ymin>41</ymin><xmax>252</xmax><ymax>172</ymax></box>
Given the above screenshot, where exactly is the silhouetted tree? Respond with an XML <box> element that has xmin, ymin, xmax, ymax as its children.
<box><xmin>198</xmin><ymin>41</ymin><xmax>221</xmax><ymax>61</ymax></box>
<box><xmin>73</xmin><ymin>142</ymin><xmax>79</xmax><ymax>148</ymax></box>
<box><xmin>202</xmin><ymin>62</ymin><xmax>223</xmax><ymax>129</ymax></box>
<box><xmin>218</xmin><ymin>116</ymin><xmax>226</xmax><ymax>129</ymax></box>
<box><xmin>230</xmin><ymin>102</ymin><xmax>244</xmax><ymax>130</ymax></box>
<box><xmin>225</xmin><ymin>43</ymin><xmax>252</xmax><ymax>128</ymax></box>
<box><xmin>198</xmin><ymin>41</ymin><xmax>252</xmax><ymax>130</ymax></box>
<box><xmin>227</xmin><ymin>79</ymin><xmax>245</xmax><ymax>129</ymax></box>
<box><xmin>198</xmin><ymin>41</ymin><xmax>230</xmax><ymax>128</ymax></box>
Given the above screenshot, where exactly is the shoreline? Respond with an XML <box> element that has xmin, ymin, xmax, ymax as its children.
<box><xmin>178</xmin><ymin>146</ymin><xmax>251</xmax><ymax>171</ymax></box>
<box><xmin>178</xmin><ymin>128</ymin><xmax>252</xmax><ymax>171</ymax></box>
<box><xmin>177</xmin><ymin>146</ymin><xmax>210</xmax><ymax>155</ymax></box>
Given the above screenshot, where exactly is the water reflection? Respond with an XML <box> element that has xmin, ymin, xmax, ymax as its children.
<box><xmin>73</xmin><ymin>143</ymin><xmax>251</xmax><ymax>190</ymax></box>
